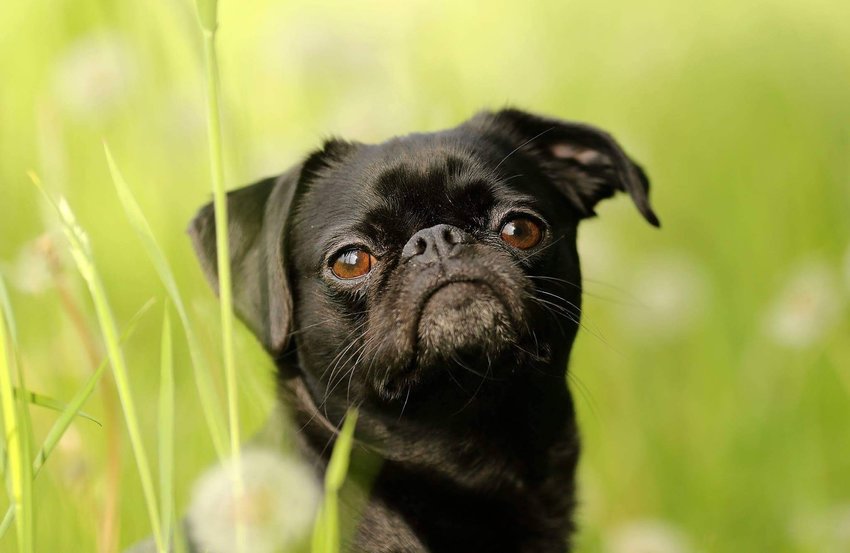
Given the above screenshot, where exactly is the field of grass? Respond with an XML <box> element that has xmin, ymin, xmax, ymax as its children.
<box><xmin>1</xmin><ymin>0</ymin><xmax>849</xmax><ymax>551</ymax></box>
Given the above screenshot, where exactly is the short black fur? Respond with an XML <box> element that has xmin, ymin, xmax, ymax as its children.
<box><xmin>188</xmin><ymin>108</ymin><xmax>658</xmax><ymax>553</ymax></box>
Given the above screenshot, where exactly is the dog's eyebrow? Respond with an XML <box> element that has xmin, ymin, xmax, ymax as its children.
<box><xmin>373</xmin><ymin>165</ymin><xmax>410</xmax><ymax>197</ymax></box>
<box><xmin>373</xmin><ymin>154</ymin><xmax>476</xmax><ymax>197</ymax></box>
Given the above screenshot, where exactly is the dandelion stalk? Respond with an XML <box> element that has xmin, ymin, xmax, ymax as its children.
<box><xmin>106</xmin><ymin>144</ymin><xmax>227</xmax><ymax>460</ymax></box>
<box><xmin>194</xmin><ymin>0</ymin><xmax>244</xmax><ymax>548</ymax></box>
<box><xmin>39</xmin><ymin>230</ymin><xmax>123</xmax><ymax>553</ymax></box>
<box><xmin>30</xmin><ymin>172</ymin><xmax>165</xmax><ymax>552</ymax></box>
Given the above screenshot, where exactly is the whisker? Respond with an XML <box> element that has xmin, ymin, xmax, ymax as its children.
<box><xmin>450</xmin><ymin>352</ymin><xmax>504</xmax><ymax>382</ymax></box>
<box><xmin>316</xmin><ymin>409</ymin><xmax>353</xmax><ymax>461</ymax></box>
<box><xmin>397</xmin><ymin>386</ymin><xmax>412</xmax><ymax>422</ymax></box>
<box><xmin>516</xmin><ymin>233</ymin><xmax>567</xmax><ymax>263</ymax></box>
<box><xmin>444</xmin><ymin>354</ymin><xmax>470</xmax><ymax>393</ymax></box>
<box><xmin>324</xmin><ymin>333</ymin><xmax>375</xmax><ymax>410</ymax></box>
<box><xmin>288</xmin><ymin>309</ymin><xmax>369</xmax><ymax>337</ymax></box>
<box><xmin>525</xmin><ymin>294</ymin><xmax>567</xmax><ymax>335</ymax></box>
<box><xmin>581</xmin><ymin>276</ymin><xmax>646</xmax><ymax>306</ymax></box>
<box><xmin>528</xmin><ymin>275</ymin><xmax>643</xmax><ymax>306</ymax></box>
<box><xmin>345</xmin><ymin>332</ymin><xmax>386</xmax><ymax>403</ymax></box>
<box><xmin>527</xmin><ymin>287</ymin><xmax>614</xmax><ymax>349</ymax></box>
<box><xmin>319</xmin><ymin>318</ymin><xmax>369</xmax><ymax>376</ymax></box>
<box><xmin>493</xmin><ymin>127</ymin><xmax>554</xmax><ymax>172</ymax></box>
<box><xmin>453</xmin><ymin>356</ymin><xmax>494</xmax><ymax>415</ymax></box>
<box><xmin>566</xmin><ymin>370</ymin><xmax>599</xmax><ymax>420</ymax></box>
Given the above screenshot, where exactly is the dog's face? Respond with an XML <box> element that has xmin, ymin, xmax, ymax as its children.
<box><xmin>189</xmin><ymin>109</ymin><xmax>657</xmax><ymax>416</ymax></box>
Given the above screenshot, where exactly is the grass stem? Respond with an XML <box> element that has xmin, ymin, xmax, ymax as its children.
<box><xmin>107</xmin><ymin>144</ymin><xmax>228</xmax><ymax>460</ymax></box>
<box><xmin>197</xmin><ymin>2</ymin><xmax>245</xmax><ymax>547</ymax></box>
<box><xmin>31</xmin><ymin>173</ymin><xmax>165</xmax><ymax>552</ymax></box>
<box><xmin>0</xmin><ymin>275</ymin><xmax>33</xmax><ymax>553</ymax></box>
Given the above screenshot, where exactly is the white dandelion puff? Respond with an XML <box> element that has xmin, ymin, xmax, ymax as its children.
<box><xmin>187</xmin><ymin>448</ymin><xmax>321</xmax><ymax>553</ymax></box>
<box><xmin>605</xmin><ymin>519</ymin><xmax>694</xmax><ymax>553</ymax></box>
<box><xmin>790</xmin><ymin>504</ymin><xmax>850</xmax><ymax>553</ymax></box>
<box><xmin>162</xmin><ymin>89</ymin><xmax>206</xmax><ymax>144</ymax></box>
<box><xmin>257</xmin><ymin>10</ymin><xmax>379</xmax><ymax>78</ymax></box>
<box><xmin>6</xmin><ymin>235</ymin><xmax>54</xmax><ymax>295</ymax></box>
<box><xmin>52</xmin><ymin>32</ymin><xmax>136</xmax><ymax>121</ymax></box>
<box><xmin>763</xmin><ymin>260</ymin><xmax>843</xmax><ymax>349</ymax></box>
<box><xmin>620</xmin><ymin>253</ymin><xmax>710</xmax><ymax>340</ymax></box>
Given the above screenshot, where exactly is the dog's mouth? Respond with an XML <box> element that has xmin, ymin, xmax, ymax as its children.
<box><xmin>417</xmin><ymin>278</ymin><xmax>497</xmax><ymax>319</ymax></box>
<box><xmin>366</xmin><ymin>262</ymin><xmax>534</xmax><ymax>402</ymax></box>
<box><xmin>412</xmin><ymin>278</ymin><xmax>516</xmax><ymax>367</ymax></box>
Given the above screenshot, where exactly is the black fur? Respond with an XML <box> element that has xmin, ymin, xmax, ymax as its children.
<box><xmin>189</xmin><ymin>108</ymin><xmax>658</xmax><ymax>553</ymax></box>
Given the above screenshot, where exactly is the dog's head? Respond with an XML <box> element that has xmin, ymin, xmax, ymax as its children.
<box><xmin>189</xmin><ymin>109</ymin><xmax>657</xmax><ymax>415</ymax></box>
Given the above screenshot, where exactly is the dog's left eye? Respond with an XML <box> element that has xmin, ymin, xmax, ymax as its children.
<box><xmin>500</xmin><ymin>217</ymin><xmax>543</xmax><ymax>250</ymax></box>
<box><xmin>331</xmin><ymin>249</ymin><xmax>376</xmax><ymax>279</ymax></box>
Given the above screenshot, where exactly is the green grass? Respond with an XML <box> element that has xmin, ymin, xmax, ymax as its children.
<box><xmin>312</xmin><ymin>409</ymin><xmax>359</xmax><ymax>553</ymax></box>
<box><xmin>34</xmin><ymin>177</ymin><xmax>164</xmax><ymax>551</ymax></box>
<box><xmin>1</xmin><ymin>0</ymin><xmax>849</xmax><ymax>551</ymax></box>
<box><xmin>0</xmin><ymin>275</ymin><xmax>33</xmax><ymax>553</ymax></box>
<box><xmin>0</xmin><ymin>297</ymin><xmax>152</xmax><ymax>541</ymax></box>
<box><xmin>158</xmin><ymin>304</ymin><xmax>174</xmax><ymax>550</ymax></box>
<box><xmin>195</xmin><ymin>4</ymin><xmax>247</xmax><ymax>550</ymax></box>
<box><xmin>107</xmin><ymin>144</ymin><xmax>227</xmax><ymax>460</ymax></box>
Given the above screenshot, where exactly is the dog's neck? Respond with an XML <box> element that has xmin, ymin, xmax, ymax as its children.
<box><xmin>279</xmin><ymin>354</ymin><xmax>580</xmax><ymax>552</ymax></box>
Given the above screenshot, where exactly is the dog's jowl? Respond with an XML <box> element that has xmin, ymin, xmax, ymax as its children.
<box><xmin>187</xmin><ymin>109</ymin><xmax>659</xmax><ymax>553</ymax></box>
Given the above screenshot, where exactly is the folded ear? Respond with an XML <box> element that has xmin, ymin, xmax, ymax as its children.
<box><xmin>476</xmin><ymin>108</ymin><xmax>660</xmax><ymax>227</ymax></box>
<box><xmin>188</xmin><ymin>165</ymin><xmax>300</xmax><ymax>355</ymax></box>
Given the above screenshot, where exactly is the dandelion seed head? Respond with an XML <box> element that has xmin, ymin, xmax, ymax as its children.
<box><xmin>621</xmin><ymin>253</ymin><xmax>710</xmax><ymax>340</ymax></box>
<box><xmin>52</xmin><ymin>33</ymin><xmax>136</xmax><ymax>122</ymax></box>
<box><xmin>187</xmin><ymin>448</ymin><xmax>321</xmax><ymax>553</ymax></box>
<box><xmin>606</xmin><ymin>519</ymin><xmax>694</xmax><ymax>553</ymax></box>
<box><xmin>763</xmin><ymin>260</ymin><xmax>842</xmax><ymax>349</ymax></box>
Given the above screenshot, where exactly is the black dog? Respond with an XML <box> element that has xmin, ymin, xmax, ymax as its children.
<box><xmin>188</xmin><ymin>108</ymin><xmax>658</xmax><ymax>553</ymax></box>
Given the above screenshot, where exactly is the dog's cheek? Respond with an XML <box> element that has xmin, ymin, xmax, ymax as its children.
<box><xmin>359</xmin><ymin>300</ymin><xmax>416</xmax><ymax>396</ymax></box>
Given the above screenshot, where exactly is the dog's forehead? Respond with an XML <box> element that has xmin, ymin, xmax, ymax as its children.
<box><xmin>294</xmin><ymin>133</ymin><xmax>537</xmax><ymax>248</ymax></box>
<box><xmin>325</xmin><ymin>133</ymin><xmax>506</xmax><ymax>199</ymax></box>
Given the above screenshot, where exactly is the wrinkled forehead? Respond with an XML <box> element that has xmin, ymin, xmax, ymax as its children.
<box><xmin>292</xmin><ymin>135</ymin><xmax>547</xmax><ymax>250</ymax></box>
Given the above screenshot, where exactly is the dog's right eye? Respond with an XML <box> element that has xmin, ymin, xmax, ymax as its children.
<box><xmin>500</xmin><ymin>217</ymin><xmax>543</xmax><ymax>250</ymax></box>
<box><xmin>330</xmin><ymin>249</ymin><xmax>375</xmax><ymax>279</ymax></box>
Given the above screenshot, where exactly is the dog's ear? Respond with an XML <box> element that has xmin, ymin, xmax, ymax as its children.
<box><xmin>188</xmin><ymin>166</ymin><xmax>300</xmax><ymax>356</ymax></box>
<box><xmin>188</xmin><ymin>139</ymin><xmax>357</xmax><ymax>355</ymax></box>
<box><xmin>474</xmin><ymin>108</ymin><xmax>660</xmax><ymax>227</ymax></box>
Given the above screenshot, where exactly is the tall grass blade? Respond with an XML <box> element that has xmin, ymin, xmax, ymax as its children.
<box><xmin>192</xmin><ymin>0</ymin><xmax>245</xmax><ymax>546</ymax></box>
<box><xmin>30</xmin><ymin>172</ymin><xmax>165</xmax><ymax>552</ymax></box>
<box><xmin>195</xmin><ymin>0</ymin><xmax>218</xmax><ymax>34</ymax></box>
<box><xmin>158</xmin><ymin>303</ymin><xmax>175</xmax><ymax>547</ymax></box>
<box><xmin>0</xmin><ymin>298</ymin><xmax>154</xmax><ymax>539</ymax></box>
<box><xmin>106</xmin><ymin>143</ymin><xmax>227</xmax><ymax>460</ymax></box>
<box><xmin>0</xmin><ymin>509</ymin><xmax>12</xmax><ymax>541</ymax></box>
<box><xmin>0</xmin><ymin>276</ymin><xmax>17</xmax><ymax>346</ymax></box>
<box><xmin>33</xmin><ymin>297</ymin><xmax>154</xmax><ymax>476</ymax></box>
<box><xmin>312</xmin><ymin>408</ymin><xmax>359</xmax><ymax>553</ymax></box>
<box><xmin>0</xmin><ymin>274</ymin><xmax>33</xmax><ymax>553</ymax></box>
<box><xmin>13</xmin><ymin>389</ymin><xmax>100</xmax><ymax>426</ymax></box>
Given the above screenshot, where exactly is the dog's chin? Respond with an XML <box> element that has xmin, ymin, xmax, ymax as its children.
<box><xmin>365</xmin><ymin>279</ymin><xmax>526</xmax><ymax>402</ymax></box>
<box><xmin>414</xmin><ymin>281</ymin><xmax>516</xmax><ymax>369</ymax></box>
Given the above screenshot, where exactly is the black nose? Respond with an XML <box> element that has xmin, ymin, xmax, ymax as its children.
<box><xmin>401</xmin><ymin>224</ymin><xmax>471</xmax><ymax>262</ymax></box>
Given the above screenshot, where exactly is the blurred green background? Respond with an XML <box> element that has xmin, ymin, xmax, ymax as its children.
<box><xmin>1</xmin><ymin>0</ymin><xmax>849</xmax><ymax>551</ymax></box>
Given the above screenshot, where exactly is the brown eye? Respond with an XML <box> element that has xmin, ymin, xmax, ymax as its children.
<box><xmin>331</xmin><ymin>249</ymin><xmax>375</xmax><ymax>279</ymax></box>
<box><xmin>500</xmin><ymin>217</ymin><xmax>543</xmax><ymax>250</ymax></box>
